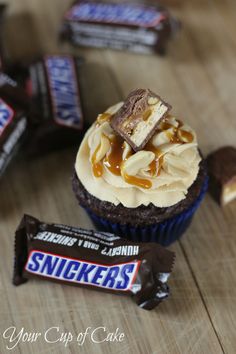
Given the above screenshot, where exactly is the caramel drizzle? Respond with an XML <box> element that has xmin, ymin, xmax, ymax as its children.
<box><xmin>104</xmin><ymin>135</ymin><xmax>124</xmax><ymax>176</ymax></box>
<box><xmin>160</xmin><ymin>119</ymin><xmax>194</xmax><ymax>144</ymax></box>
<box><xmin>145</xmin><ymin>142</ymin><xmax>164</xmax><ymax>177</ymax></box>
<box><xmin>91</xmin><ymin>143</ymin><xmax>103</xmax><ymax>177</ymax></box>
<box><xmin>106</xmin><ymin>136</ymin><xmax>152</xmax><ymax>189</ymax></box>
<box><xmin>96</xmin><ymin>113</ymin><xmax>112</xmax><ymax>126</ymax></box>
<box><xmin>123</xmin><ymin>173</ymin><xmax>152</xmax><ymax>189</ymax></box>
<box><xmin>91</xmin><ymin>118</ymin><xmax>194</xmax><ymax>189</ymax></box>
<box><xmin>179</xmin><ymin>129</ymin><xmax>194</xmax><ymax>143</ymax></box>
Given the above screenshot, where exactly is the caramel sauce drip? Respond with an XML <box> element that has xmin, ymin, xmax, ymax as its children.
<box><xmin>105</xmin><ymin>135</ymin><xmax>153</xmax><ymax>189</ymax></box>
<box><xmin>179</xmin><ymin>129</ymin><xmax>194</xmax><ymax>143</ymax></box>
<box><xmin>160</xmin><ymin>121</ymin><xmax>173</xmax><ymax>130</ymax></box>
<box><xmin>123</xmin><ymin>174</ymin><xmax>152</xmax><ymax>189</ymax></box>
<box><xmin>91</xmin><ymin>144</ymin><xmax>103</xmax><ymax>177</ymax></box>
<box><xmin>91</xmin><ymin>117</ymin><xmax>194</xmax><ymax>188</ymax></box>
<box><xmin>96</xmin><ymin>113</ymin><xmax>111</xmax><ymax>125</ymax></box>
<box><xmin>145</xmin><ymin>142</ymin><xmax>164</xmax><ymax>176</ymax></box>
<box><xmin>105</xmin><ymin>135</ymin><xmax>124</xmax><ymax>176</ymax></box>
<box><xmin>160</xmin><ymin>118</ymin><xmax>193</xmax><ymax>143</ymax></box>
<box><xmin>159</xmin><ymin>120</ymin><xmax>180</xmax><ymax>143</ymax></box>
<box><xmin>169</xmin><ymin>131</ymin><xmax>181</xmax><ymax>143</ymax></box>
<box><xmin>149</xmin><ymin>155</ymin><xmax>164</xmax><ymax>176</ymax></box>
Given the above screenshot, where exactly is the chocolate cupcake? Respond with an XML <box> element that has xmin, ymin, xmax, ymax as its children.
<box><xmin>72</xmin><ymin>89</ymin><xmax>208</xmax><ymax>246</ymax></box>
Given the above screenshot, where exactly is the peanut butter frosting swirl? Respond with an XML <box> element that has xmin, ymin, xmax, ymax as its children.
<box><xmin>75</xmin><ymin>102</ymin><xmax>201</xmax><ymax>208</ymax></box>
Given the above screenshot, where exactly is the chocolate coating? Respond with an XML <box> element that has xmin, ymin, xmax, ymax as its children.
<box><xmin>111</xmin><ymin>88</ymin><xmax>171</xmax><ymax>151</ymax></box>
<box><xmin>207</xmin><ymin>146</ymin><xmax>236</xmax><ymax>205</ymax></box>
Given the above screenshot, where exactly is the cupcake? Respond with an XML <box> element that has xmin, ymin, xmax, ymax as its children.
<box><xmin>72</xmin><ymin>89</ymin><xmax>208</xmax><ymax>246</ymax></box>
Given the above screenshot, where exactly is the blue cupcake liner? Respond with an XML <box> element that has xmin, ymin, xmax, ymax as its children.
<box><xmin>84</xmin><ymin>176</ymin><xmax>208</xmax><ymax>246</ymax></box>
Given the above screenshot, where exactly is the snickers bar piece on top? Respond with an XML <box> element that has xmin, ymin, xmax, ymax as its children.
<box><xmin>16</xmin><ymin>55</ymin><xmax>85</xmax><ymax>155</ymax></box>
<box><xmin>60</xmin><ymin>1</ymin><xmax>180</xmax><ymax>55</ymax></box>
<box><xmin>14</xmin><ymin>214</ymin><xmax>175</xmax><ymax>310</ymax></box>
<box><xmin>111</xmin><ymin>88</ymin><xmax>171</xmax><ymax>151</ymax></box>
<box><xmin>207</xmin><ymin>146</ymin><xmax>236</xmax><ymax>206</ymax></box>
<box><xmin>0</xmin><ymin>84</ymin><xmax>28</xmax><ymax>177</ymax></box>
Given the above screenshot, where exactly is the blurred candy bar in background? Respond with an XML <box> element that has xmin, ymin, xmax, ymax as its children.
<box><xmin>207</xmin><ymin>147</ymin><xmax>236</xmax><ymax>207</ymax></box>
<box><xmin>9</xmin><ymin>55</ymin><xmax>86</xmax><ymax>156</ymax></box>
<box><xmin>0</xmin><ymin>3</ymin><xmax>7</xmax><ymax>70</ymax></box>
<box><xmin>60</xmin><ymin>1</ymin><xmax>180</xmax><ymax>55</ymax></box>
<box><xmin>0</xmin><ymin>79</ymin><xmax>28</xmax><ymax>177</ymax></box>
<box><xmin>0</xmin><ymin>0</ymin><xmax>181</xmax><ymax>168</ymax></box>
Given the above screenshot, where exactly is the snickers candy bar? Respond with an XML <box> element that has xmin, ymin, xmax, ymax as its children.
<box><xmin>13</xmin><ymin>214</ymin><xmax>175</xmax><ymax>310</ymax></box>
<box><xmin>60</xmin><ymin>1</ymin><xmax>180</xmax><ymax>55</ymax></box>
<box><xmin>0</xmin><ymin>3</ymin><xmax>7</xmax><ymax>71</ymax></box>
<box><xmin>0</xmin><ymin>85</ymin><xmax>28</xmax><ymax>177</ymax></box>
<box><xmin>0</xmin><ymin>72</ymin><xmax>30</xmax><ymax>109</ymax></box>
<box><xmin>14</xmin><ymin>55</ymin><xmax>85</xmax><ymax>155</ymax></box>
<box><xmin>207</xmin><ymin>146</ymin><xmax>236</xmax><ymax>206</ymax></box>
<box><xmin>111</xmin><ymin>88</ymin><xmax>171</xmax><ymax>151</ymax></box>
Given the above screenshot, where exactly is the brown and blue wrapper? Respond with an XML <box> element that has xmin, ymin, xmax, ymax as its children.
<box><xmin>13</xmin><ymin>214</ymin><xmax>175</xmax><ymax>310</ymax></box>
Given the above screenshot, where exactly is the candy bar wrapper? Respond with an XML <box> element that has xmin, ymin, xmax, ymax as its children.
<box><xmin>13</xmin><ymin>214</ymin><xmax>175</xmax><ymax>310</ymax></box>
<box><xmin>10</xmin><ymin>55</ymin><xmax>86</xmax><ymax>156</ymax></box>
<box><xmin>0</xmin><ymin>72</ymin><xmax>30</xmax><ymax>108</ymax></box>
<box><xmin>0</xmin><ymin>3</ymin><xmax>7</xmax><ymax>71</ymax></box>
<box><xmin>0</xmin><ymin>73</ymin><xmax>29</xmax><ymax>177</ymax></box>
<box><xmin>60</xmin><ymin>1</ymin><xmax>181</xmax><ymax>55</ymax></box>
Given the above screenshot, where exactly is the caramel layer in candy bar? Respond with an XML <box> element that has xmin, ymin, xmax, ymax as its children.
<box><xmin>111</xmin><ymin>88</ymin><xmax>171</xmax><ymax>151</ymax></box>
<box><xmin>207</xmin><ymin>146</ymin><xmax>236</xmax><ymax>206</ymax></box>
<box><xmin>13</xmin><ymin>214</ymin><xmax>175</xmax><ymax>310</ymax></box>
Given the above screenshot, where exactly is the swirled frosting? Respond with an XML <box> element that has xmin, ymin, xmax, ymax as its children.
<box><xmin>75</xmin><ymin>102</ymin><xmax>201</xmax><ymax>208</ymax></box>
